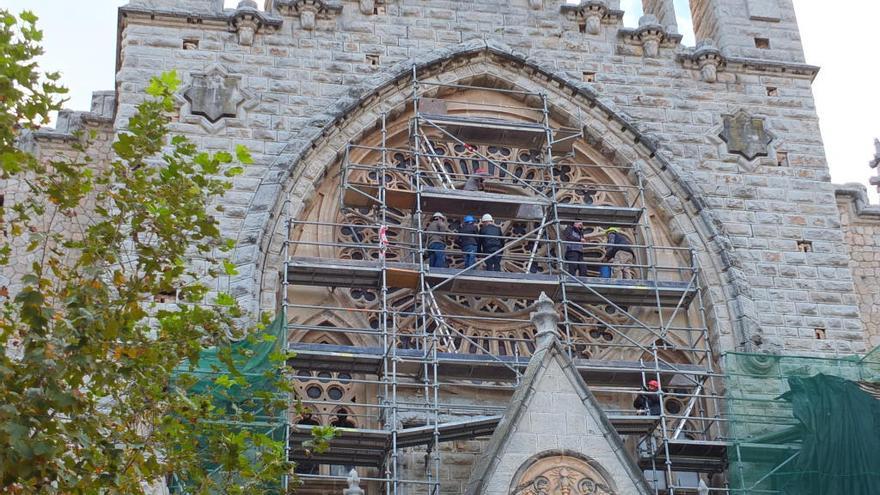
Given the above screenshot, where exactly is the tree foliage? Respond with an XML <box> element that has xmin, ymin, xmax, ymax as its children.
<box><xmin>0</xmin><ymin>10</ymin><xmax>324</xmax><ymax>493</ymax></box>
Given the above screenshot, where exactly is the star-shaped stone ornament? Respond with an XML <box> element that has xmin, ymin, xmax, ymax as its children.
<box><xmin>176</xmin><ymin>64</ymin><xmax>256</xmax><ymax>133</ymax></box>
<box><xmin>719</xmin><ymin>110</ymin><xmax>774</xmax><ymax>161</ymax></box>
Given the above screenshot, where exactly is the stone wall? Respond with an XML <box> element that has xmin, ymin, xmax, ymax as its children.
<box><xmin>836</xmin><ymin>184</ymin><xmax>880</xmax><ymax>348</ymax></box>
<box><xmin>9</xmin><ymin>0</ymin><xmax>867</xmax><ymax>353</ymax></box>
<box><xmin>0</xmin><ymin>92</ymin><xmax>116</xmax><ymax>295</ymax></box>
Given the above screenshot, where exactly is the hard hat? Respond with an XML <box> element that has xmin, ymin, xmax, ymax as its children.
<box><xmin>463</xmin><ymin>215</ymin><xmax>475</xmax><ymax>223</ymax></box>
<box><xmin>647</xmin><ymin>380</ymin><xmax>660</xmax><ymax>390</ymax></box>
<box><xmin>605</xmin><ymin>227</ymin><xmax>621</xmax><ymax>233</ymax></box>
<box><xmin>481</xmin><ymin>213</ymin><xmax>494</xmax><ymax>222</ymax></box>
<box><xmin>433</xmin><ymin>212</ymin><xmax>446</xmax><ymax>220</ymax></box>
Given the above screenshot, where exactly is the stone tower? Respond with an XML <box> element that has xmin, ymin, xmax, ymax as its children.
<box><xmin>12</xmin><ymin>0</ymin><xmax>880</xmax><ymax>493</ymax></box>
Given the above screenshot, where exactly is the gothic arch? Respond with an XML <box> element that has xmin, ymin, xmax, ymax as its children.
<box><xmin>237</xmin><ymin>40</ymin><xmax>749</xmax><ymax>353</ymax></box>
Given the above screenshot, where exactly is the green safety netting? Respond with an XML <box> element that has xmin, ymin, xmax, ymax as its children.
<box><xmin>724</xmin><ymin>348</ymin><xmax>880</xmax><ymax>494</ymax></box>
<box><xmin>168</xmin><ymin>315</ymin><xmax>289</xmax><ymax>493</ymax></box>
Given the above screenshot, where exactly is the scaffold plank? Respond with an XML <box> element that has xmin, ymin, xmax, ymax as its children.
<box><xmin>287</xmin><ymin>343</ymin><xmax>712</xmax><ymax>387</ymax></box>
<box><xmin>287</xmin><ymin>257</ymin><xmax>696</xmax><ymax>308</ymax></box>
<box><xmin>640</xmin><ymin>439</ymin><xmax>729</xmax><ymax>473</ymax></box>
<box><xmin>419</xmin><ymin>113</ymin><xmax>549</xmax><ymax>149</ymax></box>
<box><xmin>606</xmin><ymin>414</ymin><xmax>661</xmax><ymax>435</ymax></box>
<box><xmin>555</xmin><ymin>202</ymin><xmax>643</xmax><ymax>225</ymax></box>
<box><xmin>420</xmin><ymin>187</ymin><xmax>545</xmax><ymax>220</ymax></box>
<box><xmin>290</xmin><ymin>414</ymin><xmax>669</xmax><ymax>467</ymax></box>
<box><xmin>342</xmin><ymin>184</ymin><xmax>643</xmax><ymax>225</ymax></box>
<box><xmin>342</xmin><ymin>185</ymin><xmax>416</xmax><ymax>210</ymax></box>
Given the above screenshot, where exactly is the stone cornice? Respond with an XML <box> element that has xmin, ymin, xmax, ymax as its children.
<box><xmin>118</xmin><ymin>4</ymin><xmax>282</xmax><ymax>30</ymax></box>
<box><xmin>268</xmin><ymin>0</ymin><xmax>343</xmax><ymax>17</ymax></box>
<box><xmin>835</xmin><ymin>183</ymin><xmax>880</xmax><ymax>219</ymax></box>
<box><xmin>617</xmin><ymin>15</ymin><xmax>682</xmax><ymax>57</ymax></box>
<box><xmin>560</xmin><ymin>1</ymin><xmax>625</xmax><ymax>23</ymax></box>
<box><xmin>725</xmin><ymin>57</ymin><xmax>820</xmax><ymax>80</ymax></box>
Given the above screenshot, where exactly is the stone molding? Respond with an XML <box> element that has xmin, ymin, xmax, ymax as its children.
<box><xmin>120</xmin><ymin>3</ymin><xmax>282</xmax><ymax>29</ymax></box>
<box><xmin>268</xmin><ymin>0</ymin><xmax>343</xmax><ymax>30</ymax></box>
<box><xmin>617</xmin><ymin>14</ymin><xmax>682</xmax><ymax>58</ymax></box>
<box><xmin>228</xmin><ymin>0</ymin><xmax>281</xmax><ymax>45</ymax></box>
<box><xmin>835</xmin><ymin>183</ymin><xmax>880</xmax><ymax>219</ymax></box>
<box><xmin>560</xmin><ymin>1</ymin><xmax>624</xmax><ymax>35</ymax></box>
<box><xmin>677</xmin><ymin>40</ymin><xmax>726</xmax><ymax>83</ymax></box>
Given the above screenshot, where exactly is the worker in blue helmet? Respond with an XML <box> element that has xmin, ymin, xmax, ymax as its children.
<box><xmin>457</xmin><ymin>215</ymin><xmax>479</xmax><ymax>268</ymax></box>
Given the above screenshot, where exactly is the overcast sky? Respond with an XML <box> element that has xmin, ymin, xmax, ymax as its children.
<box><xmin>6</xmin><ymin>0</ymin><xmax>878</xmax><ymax>202</ymax></box>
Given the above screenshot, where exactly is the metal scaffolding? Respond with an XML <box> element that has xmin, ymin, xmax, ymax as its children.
<box><xmin>281</xmin><ymin>71</ymin><xmax>724</xmax><ymax>494</ymax></box>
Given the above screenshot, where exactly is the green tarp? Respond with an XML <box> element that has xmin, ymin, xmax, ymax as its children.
<box><xmin>725</xmin><ymin>351</ymin><xmax>880</xmax><ymax>495</ymax></box>
<box><xmin>168</xmin><ymin>315</ymin><xmax>288</xmax><ymax>493</ymax></box>
<box><xmin>175</xmin><ymin>315</ymin><xmax>286</xmax><ymax>416</ymax></box>
<box><xmin>776</xmin><ymin>374</ymin><xmax>880</xmax><ymax>494</ymax></box>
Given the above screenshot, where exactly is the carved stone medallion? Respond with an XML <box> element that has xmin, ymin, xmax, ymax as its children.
<box><xmin>177</xmin><ymin>64</ymin><xmax>255</xmax><ymax>133</ymax></box>
<box><xmin>719</xmin><ymin>110</ymin><xmax>773</xmax><ymax>161</ymax></box>
<box><xmin>512</xmin><ymin>455</ymin><xmax>616</xmax><ymax>495</ymax></box>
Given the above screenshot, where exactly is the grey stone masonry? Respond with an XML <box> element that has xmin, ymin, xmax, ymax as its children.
<box><xmin>836</xmin><ymin>184</ymin><xmax>880</xmax><ymax>348</ymax></box>
<box><xmin>16</xmin><ymin>0</ymin><xmax>867</xmax><ymax>358</ymax></box>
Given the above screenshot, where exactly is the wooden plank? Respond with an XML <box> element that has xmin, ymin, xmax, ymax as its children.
<box><xmin>420</xmin><ymin>113</ymin><xmax>548</xmax><ymax>149</ymax></box>
<box><xmin>386</xmin><ymin>267</ymin><xmax>420</xmax><ymax>289</ymax></box>
<box><xmin>342</xmin><ymin>184</ymin><xmax>415</xmax><ymax>210</ymax></box>
<box><xmin>420</xmin><ymin>187</ymin><xmax>545</xmax><ymax>220</ymax></box>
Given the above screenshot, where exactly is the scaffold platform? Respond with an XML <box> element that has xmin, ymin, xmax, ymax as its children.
<box><xmin>640</xmin><ymin>439</ymin><xmax>729</xmax><ymax>473</ymax></box>
<box><xmin>289</xmin><ymin>416</ymin><xmax>501</xmax><ymax>467</ymax></box>
<box><xmin>341</xmin><ymin>186</ymin><xmax>643</xmax><ymax>225</ymax></box>
<box><xmin>286</xmin><ymin>342</ymin><xmax>711</xmax><ymax>387</ymax></box>
<box><xmin>286</xmin><ymin>257</ymin><xmax>696</xmax><ymax>308</ymax></box>
<box><xmin>291</xmin><ymin>414</ymin><xmax>663</xmax><ymax>468</ymax></box>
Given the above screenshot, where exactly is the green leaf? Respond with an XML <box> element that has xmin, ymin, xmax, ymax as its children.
<box><xmin>222</xmin><ymin>260</ymin><xmax>238</xmax><ymax>276</ymax></box>
<box><xmin>216</xmin><ymin>293</ymin><xmax>236</xmax><ymax>306</ymax></box>
<box><xmin>234</xmin><ymin>144</ymin><xmax>253</xmax><ymax>165</ymax></box>
<box><xmin>19</xmin><ymin>11</ymin><xmax>38</xmax><ymax>24</ymax></box>
<box><xmin>215</xmin><ymin>151</ymin><xmax>233</xmax><ymax>164</ymax></box>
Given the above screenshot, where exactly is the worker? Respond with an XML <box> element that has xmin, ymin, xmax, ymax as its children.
<box><xmin>478</xmin><ymin>213</ymin><xmax>504</xmax><ymax>272</ymax></box>
<box><xmin>633</xmin><ymin>380</ymin><xmax>662</xmax><ymax>415</ymax></box>
<box><xmin>329</xmin><ymin>410</ymin><xmax>357</xmax><ymax>476</ymax></box>
<box><xmin>295</xmin><ymin>410</ymin><xmax>321</xmax><ymax>474</ymax></box>
<box><xmin>562</xmin><ymin>222</ymin><xmax>587</xmax><ymax>276</ymax></box>
<box><xmin>457</xmin><ymin>215</ymin><xmax>479</xmax><ymax>268</ymax></box>
<box><xmin>562</xmin><ymin>222</ymin><xmax>605</xmax><ymax>277</ymax></box>
<box><xmin>426</xmin><ymin>212</ymin><xmax>451</xmax><ymax>268</ymax></box>
<box><xmin>602</xmin><ymin>227</ymin><xmax>635</xmax><ymax>279</ymax></box>
<box><xmin>463</xmin><ymin>167</ymin><xmax>488</xmax><ymax>191</ymax></box>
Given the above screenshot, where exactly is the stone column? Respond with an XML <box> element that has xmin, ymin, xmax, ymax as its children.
<box><xmin>642</xmin><ymin>0</ymin><xmax>678</xmax><ymax>34</ymax></box>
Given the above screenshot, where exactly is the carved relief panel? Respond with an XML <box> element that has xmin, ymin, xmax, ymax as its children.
<box><xmin>512</xmin><ymin>455</ymin><xmax>616</xmax><ymax>495</ymax></box>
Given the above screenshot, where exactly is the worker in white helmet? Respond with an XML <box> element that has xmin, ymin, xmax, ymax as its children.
<box><xmin>426</xmin><ymin>212</ymin><xmax>451</xmax><ymax>268</ymax></box>
<box><xmin>478</xmin><ymin>213</ymin><xmax>504</xmax><ymax>272</ymax></box>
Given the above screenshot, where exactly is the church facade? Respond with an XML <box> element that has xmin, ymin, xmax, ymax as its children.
<box><xmin>8</xmin><ymin>0</ymin><xmax>880</xmax><ymax>493</ymax></box>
